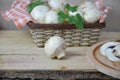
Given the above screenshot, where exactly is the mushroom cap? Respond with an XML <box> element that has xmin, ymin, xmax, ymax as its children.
<box><xmin>80</xmin><ymin>1</ymin><xmax>101</xmax><ymax>23</ymax></box>
<box><xmin>44</xmin><ymin>36</ymin><xmax>65</xmax><ymax>58</ymax></box>
<box><xmin>84</xmin><ymin>8</ymin><xmax>101</xmax><ymax>23</ymax></box>
<box><xmin>45</xmin><ymin>10</ymin><xmax>59</xmax><ymax>23</ymax></box>
<box><xmin>80</xmin><ymin>1</ymin><xmax>95</xmax><ymax>12</ymax></box>
<box><xmin>48</xmin><ymin>0</ymin><xmax>67</xmax><ymax>11</ymax></box>
<box><xmin>31</xmin><ymin>5</ymin><xmax>49</xmax><ymax>23</ymax></box>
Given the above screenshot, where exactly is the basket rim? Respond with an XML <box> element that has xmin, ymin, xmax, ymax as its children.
<box><xmin>27</xmin><ymin>21</ymin><xmax>106</xmax><ymax>30</ymax></box>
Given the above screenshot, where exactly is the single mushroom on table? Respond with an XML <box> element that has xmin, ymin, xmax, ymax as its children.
<box><xmin>44</xmin><ymin>36</ymin><xmax>66</xmax><ymax>59</ymax></box>
<box><xmin>100</xmin><ymin>42</ymin><xmax>120</xmax><ymax>62</ymax></box>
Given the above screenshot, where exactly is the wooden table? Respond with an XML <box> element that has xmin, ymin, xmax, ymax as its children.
<box><xmin>0</xmin><ymin>30</ymin><xmax>120</xmax><ymax>80</ymax></box>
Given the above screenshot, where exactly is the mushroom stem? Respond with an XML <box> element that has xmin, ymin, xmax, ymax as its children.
<box><xmin>57</xmin><ymin>48</ymin><xmax>66</xmax><ymax>59</ymax></box>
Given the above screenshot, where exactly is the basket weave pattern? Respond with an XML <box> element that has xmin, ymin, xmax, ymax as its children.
<box><xmin>29</xmin><ymin>28</ymin><xmax>102</xmax><ymax>47</ymax></box>
<box><xmin>27</xmin><ymin>21</ymin><xmax>105</xmax><ymax>48</ymax></box>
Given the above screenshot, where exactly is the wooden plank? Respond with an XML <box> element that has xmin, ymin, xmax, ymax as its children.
<box><xmin>0</xmin><ymin>46</ymin><xmax>95</xmax><ymax>71</ymax></box>
<box><xmin>0</xmin><ymin>30</ymin><xmax>120</xmax><ymax>71</ymax></box>
<box><xmin>0</xmin><ymin>46</ymin><xmax>87</xmax><ymax>55</ymax></box>
<box><xmin>0</xmin><ymin>52</ymin><xmax>95</xmax><ymax>71</ymax></box>
<box><xmin>99</xmin><ymin>32</ymin><xmax>120</xmax><ymax>41</ymax></box>
<box><xmin>0</xmin><ymin>31</ymin><xmax>119</xmax><ymax>49</ymax></box>
<box><xmin>0</xmin><ymin>38</ymin><xmax>34</xmax><ymax>49</ymax></box>
<box><xmin>0</xmin><ymin>30</ymin><xmax>32</xmax><ymax>38</ymax></box>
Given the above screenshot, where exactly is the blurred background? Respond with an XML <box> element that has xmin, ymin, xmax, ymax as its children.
<box><xmin>0</xmin><ymin>0</ymin><xmax>120</xmax><ymax>31</ymax></box>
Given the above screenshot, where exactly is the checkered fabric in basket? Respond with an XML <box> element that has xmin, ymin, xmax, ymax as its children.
<box><xmin>1</xmin><ymin>0</ymin><xmax>33</xmax><ymax>28</ymax></box>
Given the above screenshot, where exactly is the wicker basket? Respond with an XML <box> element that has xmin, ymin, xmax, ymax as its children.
<box><xmin>27</xmin><ymin>21</ymin><xmax>105</xmax><ymax>47</ymax></box>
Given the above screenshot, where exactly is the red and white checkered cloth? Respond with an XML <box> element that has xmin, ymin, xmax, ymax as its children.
<box><xmin>95</xmin><ymin>0</ymin><xmax>112</xmax><ymax>23</ymax></box>
<box><xmin>1</xmin><ymin>0</ymin><xmax>111</xmax><ymax>29</ymax></box>
<box><xmin>1</xmin><ymin>0</ymin><xmax>33</xmax><ymax>29</ymax></box>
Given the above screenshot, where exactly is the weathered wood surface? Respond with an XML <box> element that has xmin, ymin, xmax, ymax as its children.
<box><xmin>0</xmin><ymin>30</ymin><xmax>120</xmax><ymax>71</ymax></box>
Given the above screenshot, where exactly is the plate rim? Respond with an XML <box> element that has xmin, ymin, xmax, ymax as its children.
<box><xmin>87</xmin><ymin>40</ymin><xmax>120</xmax><ymax>79</ymax></box>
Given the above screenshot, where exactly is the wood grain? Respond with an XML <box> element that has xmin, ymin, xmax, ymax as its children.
<box><xmin>0</xmin><ymin>31</ymin><xmax>120</xmax><ymax>71</ymax></box>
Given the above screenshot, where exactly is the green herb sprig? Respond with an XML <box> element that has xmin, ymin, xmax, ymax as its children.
<box><xmin>58</xmin><ymin>11</ymin><xmax>69</xmax><ymax>23</ymax></box>
<box><xmin>65</xmin><ymin>4</ymin><xmax>78</xmax><ymax>12</ymax></box>
<box><xmin>58</xmin><ymin>4</ymin><xmax>84</xmax><ymax>29</ymax></box>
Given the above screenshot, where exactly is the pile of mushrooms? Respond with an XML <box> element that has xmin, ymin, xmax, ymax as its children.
<box><xmin>30</xmin><ymin>0</ymin><xmax>67</xmax><ymax>24</ymax></box>
<box><xmin>30</xmin><ymin>0</ymin><xmax>102</xmax><ymax>24</ymax></box>
<box><xmin>100</xmin><ymin>42</ymin><xmax>120</xmax><ymax>62</ymax></box>
<box><xmin>44</xmin><ymin>36</ymin><xmax>66</xmax><ymax>59</ymax></box>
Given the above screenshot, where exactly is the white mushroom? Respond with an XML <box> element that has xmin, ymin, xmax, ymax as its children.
<box><xmin>100</xmin><ymin>42</ymin><xmax>120</xmax><ymax>62</ymax></box>
<box><xmin>106</xmin><ymin>48</ymin><xmax>120</xmax><ymax>62</ymax></box>
<box><xmin>80</xmin><ymin>2</ymin><xmax>95</xmax><ymax>12</ymax></box>
<box><xmin>48</xmin><ymin>0</ymin><xmax>67</xmax><ymax>11</ymax></box>
<box><xmin>45</xmin><ymin>10</ymin><xmax>59</xmax><ymax>24</ymax></box>
<box><xmin>100</xmin><ymin>42</ymin><xmax>120</xmax><ymax>56</ymax></box>
<box><xmin>80</xmin><ymin>2</ymin><xmax>101</xmax><ymax>23</ymax></box>
<box><xmin>44</xmin><ymin>36</ymin><xmax>66</xmax><ymax>59</ymax></box>
<box><xmin>31</xmin><ymin>5</ymin><xmax>50</xmax><ymax>23</ymax></box>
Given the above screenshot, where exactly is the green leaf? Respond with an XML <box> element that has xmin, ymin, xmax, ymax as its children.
<box><xmin>27</xmin><ymin>0</ymin><xmax>45</xmax><ymax>13</ymax></box>
<box><xmin>58</xmin><ymin>11</ymin><xmax>69</xmax><ymax>23</ymax></box>
<box><xmin>74</xmin><ymin>14</ymin><xmax>84</xmax><ymax>29</ymax></box>
<box><xmin>68</xmin><ymin>14</ymin><xmax>84</xmax><ymax>29</ymax></box>
<box><xmin>68</xmin><ymin>16</ymin><xmax>76</xmax><ymax>24</ymax></box>
<box><xmin>57</xmin><ymin>4</ymin><xmax>84</xmax><ymax>29</ymax></box>
<box><xmin>65</xmin><ymin>4</ymin><xmax>78</xmax><ymax>12</ymax></box>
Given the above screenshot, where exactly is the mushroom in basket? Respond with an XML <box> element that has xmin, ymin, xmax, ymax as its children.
<box><xmin>31</xmin><ymin>5</ymin><xmax>50</xmax><ymax>23</ymax></box>
<box><xmin>48</xmin><ymin>0</ymin><xmax>67</xmax><ymax>11</ymax></box>
<box><xmin>80</xmin><ymin>1</ymin><xmax>101</xmax><ymax>23</ymax></box>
